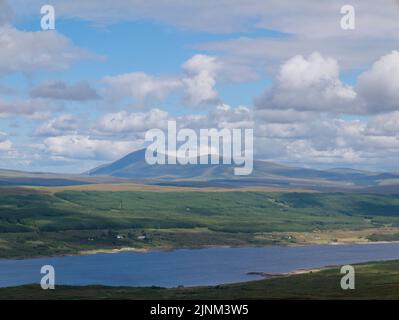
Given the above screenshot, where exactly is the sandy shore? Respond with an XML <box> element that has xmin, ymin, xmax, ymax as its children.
<box><xmin>79</xmin><ymin>247</ymin><xmax>150</xmax><ymax>255</ymax></box>
<box><xmin>248</xmin><ymin>267</ymin><xmax>325</xmax><ymax>278</ymax></box>
<box><xmin>77</xmin><ymin>238</ymin><xmax>399</xmax><ymax>257</ymax></box>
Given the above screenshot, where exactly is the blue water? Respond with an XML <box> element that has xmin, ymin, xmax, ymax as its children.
<box><xmin>1</xmin><ymin>243</ymin><xmax>399</xmax><ymax>288</ymax></box>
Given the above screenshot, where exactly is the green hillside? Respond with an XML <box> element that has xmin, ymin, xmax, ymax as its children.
<box><xmin>1</xmin><ymin>188</ymin><xmax>399</xmax><ymax>258</ymax></box>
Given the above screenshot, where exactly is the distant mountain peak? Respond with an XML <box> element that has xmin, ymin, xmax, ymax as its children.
<box><xmin>85</xmin><ymin>148</ymin><xmax>399</xmax><ymax>189</ymax></box>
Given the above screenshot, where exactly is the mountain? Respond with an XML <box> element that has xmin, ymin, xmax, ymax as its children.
<box><xmin>86</xmin><ymin>149</ymin><xmax>246</xmax><ymax>180</ymax></box>
<box><xmin>86</xmin><ymin>149</ymin><xmax>399</xmax><ymax>190</ymax></box>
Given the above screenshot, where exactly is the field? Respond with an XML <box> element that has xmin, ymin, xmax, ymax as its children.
<box><xmin>2</xmin><ymin>259</ymin><xmax>399</xmax><ymax>299</ymax></box>
<box><xmin>1</xmin><ymin>186</ymin><xmax>399</xmax><ymax>258</ymax></box>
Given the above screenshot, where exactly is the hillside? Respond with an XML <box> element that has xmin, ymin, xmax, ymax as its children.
<box><xmin>86</xmin><ymin>149</ymin><xmax>399</xmax><ymax>190</ymax></box>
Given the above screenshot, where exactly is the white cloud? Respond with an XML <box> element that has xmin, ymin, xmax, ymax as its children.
<box><xmin>44</xmin><ymin>135</ymin><xmax>143</xmax><ymax>160</ymax></box>
<box><xmin>255</xmin><ymin>52</ymin><xmax>356</xmax><ymax>112</ymax></box>
<box><xmin>0</xmin><ymin>98</ymin><xmax>60</xmax><ymax>119</ymax></box>
<box><xmin>182</xmin><ymin>55</ymin><xmax>220</xmax><ymax>105</ymax></box>
<box><xmin>30</xmin><ymin>80</ymin><xmax>99</xmax><ymax>101</ymax></box>
<box><xmin>182</xmin><ymin>54</ymin><xmax>220</xmax><ymax>75</ymax></box>
<box><xmin>256</xmin><ymin>122</ymin><xmax>313</xmax><ymax>139</ymax></box>
<box><xmin>357</xmin><ymin>51</ymin><xmax>399</xmax><ymax>114</ymax></box>
<box><xmin>103</xmin><ymin>54</ymin><xmax>221</xmax><ymax>107</ymax></box>
<box><xmin>366</xmin><ymin>111</ymin><xmax>399</xmax><ymax>136</ymax></box>
<box><xmin>252</xmin><ymin>113</ymin><xmax>399</xmax><ymax>169</ymax></box>
<box><xmin>210</xmin><ymin>104</ymin><xmax>253</xmax><ymax>129</ymax></box>
<box><xmin>255</xmin><ymin>109</ymin><xmax>315</xmax><ymax>124</ymax></box>
<box><xmin>35</xmin><ymin>114</ymin><xmax>80</xmax><ymax>137</ymax></box>
<box><xmin>103</xmin><ymin>72</ymin><xmax>181</xmax><ymax>103</ymax></box>
<box><xmin>0</xmin><ymin>25</ymin><xmax>91</xmax><ymax>75</ymax></box>
<box><xmin>98</xmin><ymin>109</ymin><xmax>169</xmax><ymax>133</ymax></box>
<box><xmin>285</xmin><ymin>140</ymin><xmax>362</xmax><ymax>164</ymax></box>
<box><xmin>173</xmin><ymin>103</ymin><xmax>253</xmax><ymax>130</ymax></box>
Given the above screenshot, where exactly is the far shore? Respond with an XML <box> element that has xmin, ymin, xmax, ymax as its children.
<box><xmin>3</xmin><ymin>236</ymin><xmax>399</xmax><ymax>261</ymax></box>
<box><xmin>76</xmin><ymin>239</ymin><xmax>399</xmax><ymax>258</ymax></box>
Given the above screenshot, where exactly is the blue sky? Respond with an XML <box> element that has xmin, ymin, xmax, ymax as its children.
<box><xmin>1</xmin><ymin>0</ymin><xmax>399</xmax><ymax>173</ymax></box>
<box><xmin>14</xmin><ymin>16</ymin><xmax>277</xmax><ymax>108</ymax></box>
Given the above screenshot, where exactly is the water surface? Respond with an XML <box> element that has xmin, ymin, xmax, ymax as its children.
<box><xmin>1</xmin><ymin>243</ymin><xmax>399</xmax><ymax>288</ymax></box>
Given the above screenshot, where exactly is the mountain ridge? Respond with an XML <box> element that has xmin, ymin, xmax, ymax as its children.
<box><xmin>86</xmin><ymin>149</ymin><xmax>399</xmax><ymax>189</ymax></box>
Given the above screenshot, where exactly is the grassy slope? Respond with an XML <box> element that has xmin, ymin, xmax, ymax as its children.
<box><xmin>2</xmin><ymin>260</ymin><xmax>399</xmax><ymax>300</ymax></box>
<box><xmin>2</xmin><ymin>188</ymin><xmax>399</xmax><ymax>258</ymax></box>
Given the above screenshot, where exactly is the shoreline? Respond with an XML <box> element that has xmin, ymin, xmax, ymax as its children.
<box><xmin>3</xmin><ymin>239</ymin><xmax>399</xmax><ymax>261</ymax></box>
<box><xmin>248</xmin><ymin>267</ymin><xmax>325</xmax><ymax>278</ymax></box>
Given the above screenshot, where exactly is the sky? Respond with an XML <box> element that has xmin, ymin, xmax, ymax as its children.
<box><xmin>1</xmin><ymin>0</ymin><xmax>399</xmax><ymax>173</ymax></box>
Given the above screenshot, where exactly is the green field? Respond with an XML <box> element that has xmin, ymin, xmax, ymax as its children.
<box><xmin>1</xmin><ymin>188</ymin><xmax>399</xmax><ymax>258</ymax></box>
<box><xmin>2</xmin><ymin>259</ymin><xmax>399</xmax><ymax>299</ymax></box>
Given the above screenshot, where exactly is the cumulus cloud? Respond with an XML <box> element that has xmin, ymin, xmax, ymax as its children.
<box><xmin>43</xmin><ymin>135</ymin><xmax>144</xmax><ymax>161</ymax></box>
<box><xmin>172</xmin><ymin>103</ymin><xmax>253</xmax><ymax>131</ymax></box>
<box><xmin>38</xmin><ymin>105</ymin><xmax>252</xmax><ymax>162</ymax></box>
<box><xmin>0</xmin><ymin>25</ymin><xmax>91</xmax><ymax>75</ymax></box>
<box><xmin>252</xmin><ymin>112</ymin><xmax>399</xmax><ymax>169</ymax></box>
<box><xmin>365</xmin><ymin>111</ymin><xmax>399</xmax><ymax>136</ymax></box>
<box><xmin>30</xmin><ymin>80</ymin><xmax>99</xmax><ymax>101</ymax></box>
<box><xmin>0</xmin><ymin>98</ymin><xmax>60</xmax><ymax>119</ymax></box>
<box><xmin>103</xmin><ymin>54</ymin><xmax>221</xmax><ymax>107</ymax></box>
<box><xmin>28</xmin><ymin>100</ymin><xmax>399</xmax><ymax>170</ymax></box>
<box><xmin>285</xmin><ymin>140</ymin><xmax>362</xmax><ymax>164</ymax></box>
<box><xmin>257</xmin><ymin>122</ymin><xmax>314</xmax><ymax>139</ymax></box>
<box><xmin>255</xmin><ymin>52</ymin><xmax>356</xmax><ymax>112</ymax></box>
<box><xmin>255</xmin><ymin>109</ymin><xmax>315</xmax><ymax>124</ymax></box>
<box><xmin>98</xmin><ymin>109</ymin><xmax>169</xmax><ymax>133</ymax></box>
<box><xmin>253</xmin><ymin>118</ymin><xmax>365</xmax><ymax>166</ymax></box>
<box><xmin>182</xmin><ymin>54</ymin><xmax>220</xmax><ymax>105</ymax></box>
<box><xmin>35</xmin><ymin>114</ymin><xmax>80</xmax><ymax>137</ymax></box>
<box><xmin>209</xmin><ymin>104</ymin><xmax>253</xmax><ymax>129</ymax></box>
<box><xmin>357</xmin><ymin>51</ymin><xmax>399</xmax><ymax>114</ymax></box>
<box><xmin>103</xmin><ymin>72</ymin><xmax>181</xmax><ymax>103</ymax></box>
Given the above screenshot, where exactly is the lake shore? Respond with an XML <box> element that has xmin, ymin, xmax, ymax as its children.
<box><xmin>4</xmin><ymin>234</ymin><xmax>399</xmax><ymax>261</ymax></box>
<box><xmin>247</xmin><ymin>267</ymin><xmax>325</xmax><ymax>278</ymax></box>
<box><xmin>77</xmin><ymin>239</ymin><xmax>399</xmax><ymax>258</ymax></box>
